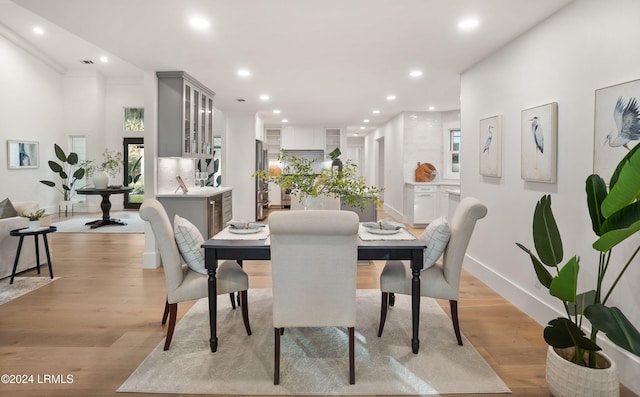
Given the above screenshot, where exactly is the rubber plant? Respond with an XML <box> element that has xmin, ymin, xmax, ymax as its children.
<box><xmin>39</xmin><ymin>144</ymin><xmax>87</xmax><ymax>201</ymax></box>
<box><xmin>516</xmin><ymin>145</ymin><xmax>640</xmax><ymax>368</ymax></box>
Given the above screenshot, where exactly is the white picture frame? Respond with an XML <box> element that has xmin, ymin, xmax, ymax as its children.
<box><xmin>7</xmin><ymin>140</ymin><xmax>39</xmax><ymax>169</ymax></box>
<box><xmin>521</xmin><ymin>102</ymin><xmax>557</xmax><ymax>183</ymax></box>
<box><xmin>479</xmin><ymin>115</ymin><xmax>502</xmax><ymax>177</ymax></box>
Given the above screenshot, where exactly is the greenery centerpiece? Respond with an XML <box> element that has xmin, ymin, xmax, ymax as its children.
<box><xmin>86</xmin><ymin>149</ymin><xmax>123</xmax><ymax>179</ymax></box>
<box><xmin>39</xmin><ymin>144</ymin><xmax>87</xmax><ymax>201</ymax></box>
<box><xmin>254</xmin><ymin>150</ymin><xmax>382</xmax><ymax>211</ymax></box>
<box><xmin>516</xmin><ymin>146</ymin><xmax>640</xmax><ymax>372</ymax></box>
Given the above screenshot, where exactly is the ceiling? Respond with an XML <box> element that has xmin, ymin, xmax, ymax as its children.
<box><xmin>1</xmin><ymin>0</ymin><xmax>573</xmax><ymax>135</ymax></box>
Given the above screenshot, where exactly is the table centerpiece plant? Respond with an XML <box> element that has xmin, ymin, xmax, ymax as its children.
<box><xmin>85</xmin><ymin>149</ymin><xmax>124</xmax><ymax>188</ymax></box>
<box><xmin>516</xmin><ymin>146</ymin><xmax>640</xmax><ymax>395</ymax></box>
<box><xmin>254</xmin><ymin>150</ymin><xmax>382</xmax><ymax>211</ymax></box>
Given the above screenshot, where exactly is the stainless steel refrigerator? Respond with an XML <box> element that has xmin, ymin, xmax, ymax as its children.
<box><xmin>255</xmin><ymin>140</ymin><xmax>269</xmax><ymax>220</ymax></box>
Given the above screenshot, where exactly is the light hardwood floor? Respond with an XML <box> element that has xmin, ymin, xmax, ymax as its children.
<box><xmin>0</xmin><ymin>211</ymin><xmax>636</xmax><ymax>397</ymax></box>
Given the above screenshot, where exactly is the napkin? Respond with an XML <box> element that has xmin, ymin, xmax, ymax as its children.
<box><xmin>363</xmin><ymin>218</ymin><xmax>405</xmax><ymax>230</ymax></box>
<box><xmin>226</xmin><ymin>220</ymin><xmax>266</xmax><ymax>229</ymax></box>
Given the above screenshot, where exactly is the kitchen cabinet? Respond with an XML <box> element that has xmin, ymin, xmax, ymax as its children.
<box><xmin>266</xmin><ymin>128</ymin><xmax>281</xmax><ymax>160</ymax></box>
<box><xmin>281</xmin><ymin>126</ymin><xmax>324</xmax><ymax>150</ymax></box>
<box><xmin>157</xmin><ymin>188</ymin><xmax>232</xmax><ymax>239</ymax></box>
<box><xmin>404</xmin><ymin>182</ymin><xmax>459</xmax><ymax>227</ymax></box>
<box><xmin>157</xmin><ymin>71</ymin><xmax>215</xmax><ymax>158</ymax></box>
<box><xmin>325</xmin><ymin>128</ymin><xmax>342</xmax><ymax>158</ymax></box>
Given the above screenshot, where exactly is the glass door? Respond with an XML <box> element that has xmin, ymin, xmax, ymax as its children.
<box><xmin>123</xmin><ymin>137</ymin><xmax>144</xmax><ymax>209</ymax></box>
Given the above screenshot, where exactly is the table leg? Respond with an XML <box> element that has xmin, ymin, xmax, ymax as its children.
<box><xmin>10</xmin><ymin>236</ymin><xmax>25</xmax><ymax>285</ymax></box>
<box><xmin>43</xmin><ymin>233</ymin><xmax>54</xmax><ymax>279</ymax></box>
<box><xmin>100</xmin><ymin>193</ymin><xmax>111</xmax><ymax>221</ymax></box>
<box><xmin>411</xmin><ymin>266</ymin><xmax>420</xmax><ymax>354</ymax></box>
<box><xmin>34</xmin><ymin>235</ymin><xmax>41</xmax><ymax>274</ymax></box>
<box><xmin>206</xmin><ymin>250</ymin><xmax>218</xmax><ymax>352</ymax></box>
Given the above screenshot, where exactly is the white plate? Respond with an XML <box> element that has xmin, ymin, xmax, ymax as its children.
<box><xmin>228</xmin><ymin>227</ymin><xmax>262</xmax><ymax>234</ymax></box>
<box><xmin>367</xmin><ymin>228</ymin><xmax>401</xmax><ymax>235</ymax></box>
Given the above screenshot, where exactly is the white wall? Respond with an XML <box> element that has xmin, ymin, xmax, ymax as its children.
<box><xmin>0</xmin><ymin>33</ymin><xmax>63</xmax><ymax>207</ymax></box>
<box><xmin>225</xmin><ymin>111</ymin><xmax>257</xmax><ymax>222</ymax></box>
<box><xmin>461</xmin><ymin>0</ymin><xmax>640</xmax><ymax>392</ymax></box>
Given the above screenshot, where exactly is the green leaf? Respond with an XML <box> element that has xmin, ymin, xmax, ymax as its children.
<box><xmin>593</xmin><ymin>220</ymin><xmax>640</xmax><ymax>252</ymax></box>
<box><xmin>602</xmin><ymin>147</ymin><xmax>640</xmax><ymax>218</ymax></box>
<box><xmin>610</xmin><ymin>142</ymin><xmax>640</xmax><ymax>188</ymax></box>
<box><xmin>585</xmin><ymin>304</ymin><xmax>640</xmax><ymax>356</ymax></box>
<box><xmin>67</xmin><ymin>152</ymin><xmax>78</xmax><ymax>165</ymax></box>
<box><xmin>48</xmin><ymin>160</ymin><xmax>62</xmax><ymax>173</ymax></box>
<box><xmin>213</xmin><ymin>158</ymin><xmax>220</xmax><ymax>173</ymax></box>
<box><xmin>549</xmin><ymin>256</ymin><xmax>579</xmax><ymax>303</ymax></box>
<box><xmin>544</xmin><ymin>318</ymin><xmax>601</xmax><ymax>351</ymax></box>
<box><xmin>515</xmin><ymin>242</ymin><xmax>553</xmax><ymax>288</ymax></box>
<box><xmin>585</xmin><ymin>174</ymin><xmax>607</xmax><ymax>236</ymax></box>
<box><xmin>567</xmin><ymin>290</ymin><xmax>597</xmax><ymax>315</ymax></box>
<box><xmin>54</xmin><ymin>144</ymin><xmax>67</xmax><ymax>162</ymax></box>
<box><xmin>532</xmin><ymin>195</ymin><xmax>564</xmax><ymax>266</ymax></box>
<box><xmin>73</xmin><ymin>168</ymin><xmax>85</xmax><ymax>180</ymax></box>
<box><xmin>39</xmin><ymin>180</ymin><xmax>55</xmax><ymax>187</ymax></box>
<box><xmin>601</xmin><ymin>202</ymin><xmax>640</xmax><ymax>234</ymax></box>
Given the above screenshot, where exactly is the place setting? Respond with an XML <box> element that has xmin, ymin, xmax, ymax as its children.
<box><xmin>212</xmin><ymin>219</ymin><xmax>270</xmax><ymax>240</ymax></box>
<box><xmin>358</xmin><ymin>218</ymin><xmax>417</xmax><ymax>241</ymax></box>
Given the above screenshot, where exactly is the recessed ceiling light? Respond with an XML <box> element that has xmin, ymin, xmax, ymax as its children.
<box><xmin>372</xmin><ymin>110</ymin><xmax>380</xmax><ymax>114</ymax></box>
<box><xmin>189</xmin><ymin>17</ymin><xmax>210</xmax><ymax>30</ymax></box>
<box><xmin>282</xmin><ymin>119</ymin><xmax>288</xmax><ymax>123</ymax></box>
<box><xmin>273</xmin><ymin>109</ymin><xmax>281</xmax><ymax>114</ymax></box>
<box><xmin>32</xmin><ymin>26</ymin><xmax>44</xmax><ymax>35</ymax></box>
<box><xmin>99</xmin><ymin>56</ymin><xmax>108</xmax><ymax>63</ymax></box>
<box><xmin>363</xmin><ymin>119</ymin><xmax>370</xmax><ymax>123</ymax></box>
<box><xmin>237</xmin><ymin>69</ymin><xmax>251</xmax><ymax>78</ymax></box>
<box><xmin>386</xmin><ymin>95</ymin><xmax>396</xmax><ymax>101</ymax></box>
<box><xmin>458</xmin><ymin>17</ymin><xmax>479</xmax><ymax>31</ymax></box>
<box><xmin>259</xmin><ymin>94</ymin><xmax>270</xmax><ymax>101</ymax></box>
<box><xmin>428</xmin><ymin>106</ymin><xmax>436</xmax><ymax>111</ymax></box>
<box><xmin>360</xmin><ymin>126</ymin><xmax>365</xmax><ymax>130</ymax></box>
<box><xmin>353</xmin><ymin>133</ymin><xmax>359</xmax><ymax>137</ymax></box>
<box><xmin>409</xmin><ymin>70</ymin><xmax>423</xmax><ymax>77</ymax></box>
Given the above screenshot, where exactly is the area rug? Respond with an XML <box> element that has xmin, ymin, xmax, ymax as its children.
<box><xmin>0</xmin><ymin>276</ymin><xmax>58</xmax><ymax>305</ymax></box>
<box><xmin>53</xmin><ymin>211</ymin><xmax>144</xmax><ymax>233</ymax></box>
<box><xmin>118</xmin><ymin>289</ymin><xmax>510</xmax><ymax>395</ymax></box>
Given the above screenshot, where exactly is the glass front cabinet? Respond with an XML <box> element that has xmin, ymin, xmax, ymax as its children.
<box><xmin>158</xmin><ymin>71</ymin><xmax>215</xmax><ymax>158</ymax></box>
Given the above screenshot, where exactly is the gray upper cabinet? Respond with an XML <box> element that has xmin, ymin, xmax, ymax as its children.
<box><xmin>157</xmin><ymin>71</ymin><xmax>215</xmax><ymax>158</ymax></box>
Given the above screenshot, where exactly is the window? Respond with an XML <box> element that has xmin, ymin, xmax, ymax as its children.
<box><xmin>450</xmin><ymin>129</ymin><xmax>460</xmax><ymax>173</ymax></box>
<box><xmin>442</xmin><ymin>126</ymin><xmax>460</xmax><ymax>180</ymax></box>
<box><xmin>69</xmin><ymin>135</ymin><xmax>87</xmax><ymax>201</ymax></box>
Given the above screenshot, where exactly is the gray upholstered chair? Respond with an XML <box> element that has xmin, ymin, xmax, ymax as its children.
<box><xmin>139</xmin><ymin>198</ymin><xmax>251</xmax><ymax>351</ymax></box>
<box><xmin>269</xmin><ymin>210</ymin><xmax>359</xmax><ymax>385</ymax></box>
<box><xmin>377</xmin><ymin>197</ymin><xmax>487</xmax><ymax>345</ymax></box>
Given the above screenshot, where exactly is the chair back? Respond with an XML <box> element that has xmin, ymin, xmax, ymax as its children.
<box><xmin>139</xmin><ymin>198</ymin><xmax>185</xmax><ymax>300</ymax></box>
<box><xmin>442</xmin><ymin>197</ymin><xmax>487</xmax><ymax>287</ymax></box>
<box><xmin>269</xmin><ymin>210</ymin><xmax>359</xmax><ymax>328</ymax></box>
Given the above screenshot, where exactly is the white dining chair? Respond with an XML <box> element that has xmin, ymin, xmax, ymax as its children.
<box><xmin>377</xmin><ymin>197</ymin><xmax>487</xmax><ymax>345</ymax></box>
<box><xmin>269</xmin><ymin>210</ymin><xmax>360</xmax><ymax>385</ymax></box>
<box><xmin>140</xmin><ymin>198</ymin><xmax>251</xmax><ymax>350</ymax></box>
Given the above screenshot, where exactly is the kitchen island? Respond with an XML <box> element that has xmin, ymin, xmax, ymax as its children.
<box><xmin>157</xmin><ymin>187</ymin><xmax>232</xmax><ymax>239</ymax></box>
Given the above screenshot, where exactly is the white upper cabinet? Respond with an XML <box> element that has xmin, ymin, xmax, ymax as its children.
<box><xmin>281</xmin><ymin>126</ymin><xmax>324</xmax><ymax>150</ymax></box>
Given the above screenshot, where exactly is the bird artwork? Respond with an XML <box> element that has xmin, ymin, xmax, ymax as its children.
<box><xmin>482</xmin><ymin>125</ymin><xmax>494</xmax><ymax>154</ymax></box>
<box><xmin>605</xmin><ymin>96</ymin><xmax>640</xmax><ymax>150</ymax></box>
<box><xmin>530</xmin><ymin>116</ymin><xmax>544</xmax><ymax>154</ymax></box>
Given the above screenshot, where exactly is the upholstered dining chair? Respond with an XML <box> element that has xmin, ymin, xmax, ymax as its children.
<box><xmin>377</xmin><ymin>196</ymin><xmax>487</xmax><ymax>346</ymax></box>
<box><xmin>139</xmin><ymin>198</ymin><xmax>251</xmax><ymax>351</ymax></box>
<box><xmin>269</xmin><ymin>210</ymin><xmax>360</xmax><ymax>385</ymax></box>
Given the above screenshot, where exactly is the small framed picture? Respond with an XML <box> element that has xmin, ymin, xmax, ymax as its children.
<box><xmin>175</xmin><ymin>176</ymin><xmax>188</xmax><ymax>194</ymax></box>
<box><xmin>7</xmin><ymin>140</ymin><xmax>39</xmax><ymax>169</ymax></box>
<box><xmin>479</xmin><ymin>115</ymin><xmax>502</xmax><ymax>177</ymax></box>
<box><xmin>521</xmin><ymin>102</ymin><xmax>558</xmax><ymax>183</ymax></box>
<box><xmin>124</xmin><ymin>107</ymin><xmax>144</xmax><ymax>132</ymax></box>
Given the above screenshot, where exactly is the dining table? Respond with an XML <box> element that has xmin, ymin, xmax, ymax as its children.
<box><xmin>202</xmin><ymin>224</ymin><xmax>427</xmax><ymax>354</ymax></box>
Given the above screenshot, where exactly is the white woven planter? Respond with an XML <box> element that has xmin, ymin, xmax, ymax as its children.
<box><xmin>546</xmin><ymin>346</ymin><xmax>619</xmax><ymax>397</ymax></box>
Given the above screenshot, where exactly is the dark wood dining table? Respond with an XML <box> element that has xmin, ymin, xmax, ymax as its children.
<box><xmin>202</xmin><ymin>234</ymin><xmax>427</xmax><ymax>354</ymax></box>
<box><xmin>76</xmin><ymin>187</ymin><xmax>132</xmax><ymax>228</ymax></box>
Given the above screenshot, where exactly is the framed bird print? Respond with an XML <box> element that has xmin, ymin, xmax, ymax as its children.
<box><xmin>594</xmin><ymin>78</ymin><xmax>640</xmax><ymax>179</ymax></box>
<box><xmin>479</xmin><ymin>115</ymin><xmax>502</xmax><ymax>177</ymax></box>
<box><xmin>521</xmin><ymin>102</ymin><xmax>557</xmax><ymax>183</ymax></box>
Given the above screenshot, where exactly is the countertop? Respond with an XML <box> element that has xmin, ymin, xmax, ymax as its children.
<box><xmin>156</xmin><ymin>186</ymin><xmax>232</xmax><ymax>198</ymax></box>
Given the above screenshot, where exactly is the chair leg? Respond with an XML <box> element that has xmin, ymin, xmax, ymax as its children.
<box><xmin>349</xmin><ymin>326</ymin><xmax>355</xmax><ymax>384</ymax></box>
<box><xmin>450</xmin><ymin>300</ymin><xmax>463</xmax><ymax>346</ymax></box>
<box><xmin>240</xmin><ymin>290</ymin><xmax>252</xmax><ymax>335</ymax></box>
<box><xmin>164</xmin><ymin>303</ymin><xmax>178</xmax><ymax>351</ymax></box>
<box><xmin>161</xmin><ymin>298</ymin><xmax>170</xmax><ymax>325</ymax></box>
<box><xmin>274</xmin><ymin>328</ymin><xmax>280</xmax><ymax>385</ymax></box>
<box><xmin>378</xmin><ymin>292</ymin><xmax>389</xmax><ymax>337</ymax></box>
<box><xmin>229</xmin><ymin>292</ymin><xmax>236</xmax><ymax>309</ymax></box>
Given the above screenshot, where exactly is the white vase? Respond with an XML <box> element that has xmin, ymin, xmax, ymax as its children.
<box><xmin>546</xmin><ymin>346</ymin><xmax>619</xmax><ymax>397</ymax></box>
<box><xmin>304</xmin><ymin>195</ymin><xmax>323</xmax><ymax>210</ymax></box>
<box><xmin>28</xmin><ymin>220</ymin><xmax>41</xmax><ymax>230</ymax></box>
<box><xmin>93</xmin><ymin>170</ymin><xmax>109</xmax><ymax>189</ymax></box>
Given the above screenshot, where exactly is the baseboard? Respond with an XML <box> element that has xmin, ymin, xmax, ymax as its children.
<box><xmin>382</xmin><ymin>202</ymin><xmax>403</xmax><ymax>222</ymax></box>
<box><xmin>464</xmin><ymin>254</ymin><xmax>640</xmax><ymax>395</ymax></box>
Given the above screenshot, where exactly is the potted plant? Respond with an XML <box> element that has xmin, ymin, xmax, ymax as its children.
<box><xmin>516</xmin><ymin>146</ymin><xmax>640</xmax><ymax>396</ymax></box>
<box><xmin>254</xmin><ymin>151</ymin><xmax>382</xmax><ymax>211</ymax></box>
<box><xmin>39</xmin><ymin>144</ymin><xmax>87</xmax><ymax>205</ymax></box>
<box><xmin>85</xmin><ymin>149</ymin><xmax>123</xmax><ymax>188</ymax></box>
<box><xmin>20</xmin><ymin>208</ymin><xmax>46</xmax><ymax>229</ymax></box>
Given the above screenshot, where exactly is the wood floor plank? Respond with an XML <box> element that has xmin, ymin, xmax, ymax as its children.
<box><xmin>0</xmin><ymin>218</ymin><xmax>636</xmax><ymax>397</ymax></box>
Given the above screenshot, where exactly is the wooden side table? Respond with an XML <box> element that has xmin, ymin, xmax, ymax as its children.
<box><xmin>9</xmin><ymin>226</ymin><xmax>57</xmax><ymax>284</ymax></box>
